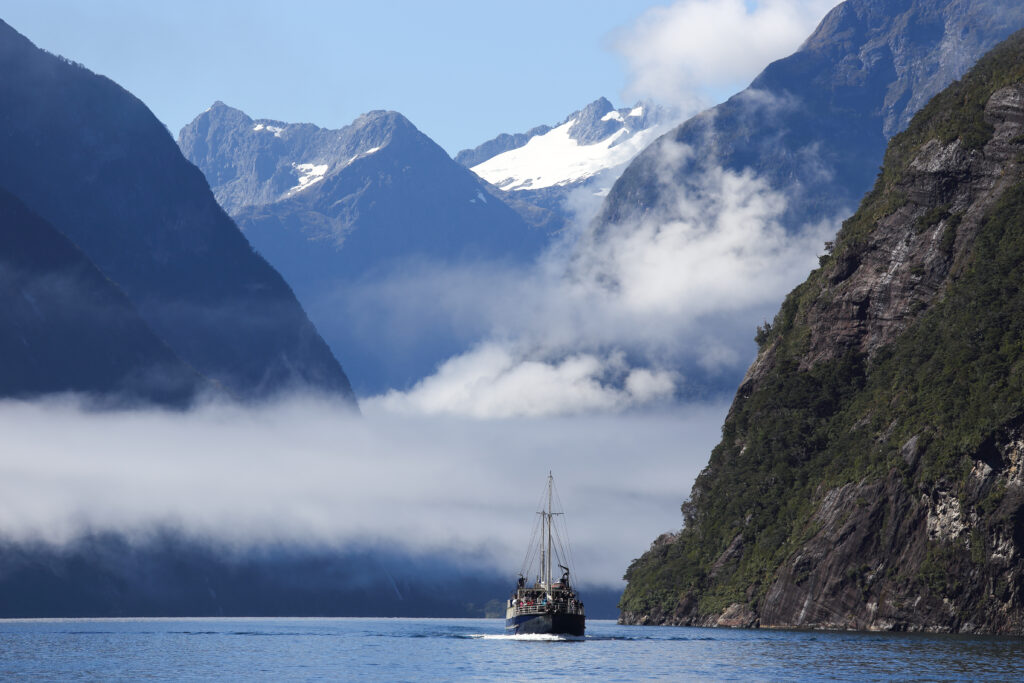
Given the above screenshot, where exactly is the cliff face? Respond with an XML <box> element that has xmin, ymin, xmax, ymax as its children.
<box><xmin>620</xmin><ymin>30</ymin><xmax>1024</xmax><ymax>634</ymax></box>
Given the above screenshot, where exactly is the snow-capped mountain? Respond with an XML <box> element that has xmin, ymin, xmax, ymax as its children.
<box><xmin>179</xmin><ymin>104</ymin><xmax>548</xmax><ymax>394</ymax></box>
<box><xmin>462</xmin><ymin>97</ymin><xmax>667</xmax><ymax>193</ymax></box>
<box><xmin>181</xmin><ymin>103</ymin><xmax>546</xmax><ymax>263</ymax></box>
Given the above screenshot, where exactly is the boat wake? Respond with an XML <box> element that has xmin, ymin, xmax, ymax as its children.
<box><xmin>471</xmin><ymin>633</ymin><xmax>584</xmax><ymax>642</ymax></box>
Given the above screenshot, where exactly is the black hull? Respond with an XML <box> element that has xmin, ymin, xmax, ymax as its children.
<box><xmin>505</xmin><ymin>611</ymin><xmax>585</xmax><ymax>637</ymax></box>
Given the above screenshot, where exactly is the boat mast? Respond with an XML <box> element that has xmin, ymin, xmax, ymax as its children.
<box><xmin>546</xmin><ymin>471</ymin><xmax>553</xmax><ymax>590</ymax></box>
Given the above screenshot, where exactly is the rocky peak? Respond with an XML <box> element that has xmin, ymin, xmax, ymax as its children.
<box><xmin>178</xmin><ymin>105</ymin><xmax>428</xmax><ymax>215</ymax></box>
<box><xmin>566</xmin><ymin>96</ymin><xmax>619</xmax><ymax>144</ymax></box>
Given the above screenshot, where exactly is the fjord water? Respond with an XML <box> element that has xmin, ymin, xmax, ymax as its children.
<box><xmin>2</xmin><ymin>618</ymin><xmax>1023</xmax><ymax>681</ymax></box>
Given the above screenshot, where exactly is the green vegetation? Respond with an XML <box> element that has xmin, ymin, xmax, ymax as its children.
<box><xmin>824</xmin><ymin>28</ymin><xmax>1024</xmax><ymax>266</ymax></box>
<box><xmin>621</xmin><ymin>29</ymin><xmax>1024</xmax><ymax>620</ymax></box>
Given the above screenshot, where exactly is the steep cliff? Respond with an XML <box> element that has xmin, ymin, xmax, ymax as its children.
<box><xmin>621</xmin><ymin>29</ymin><xmax>1024</xmax><ymax>634</ymax></box>
<box><xmin>0</xmin><ymin>21</ymin><xmax>355</xmax><ymax>403</ymax></box>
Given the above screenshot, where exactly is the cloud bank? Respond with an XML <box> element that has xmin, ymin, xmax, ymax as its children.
<box><xmin>0</xmin><ymin>395</ymin><xmax>727</xmax><ymax>586</ymax></box>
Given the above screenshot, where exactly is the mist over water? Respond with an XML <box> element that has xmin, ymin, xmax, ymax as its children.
<box><xmin>0</xmin><ymin>394</ymin><xmax>726</xmax><ymax>588</ymax></box>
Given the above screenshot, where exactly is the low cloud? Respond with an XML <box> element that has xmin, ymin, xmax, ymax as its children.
<box><xmin>371</xmin><ymin>344</ymin><xmax>677</xmax><ymax>418</ymax></box>
<box><xmin>364</xmin><ymin>143</ymin><xmax>838</xmax><ymax>417</ymax></box>
<box><xmin>613</xmin><ymin>0</ymin><xmax>838</xmax><ymax>113</ymax></box>
<box><xmin>0</xmin><ymin>395</ymin><xmax>727</xmax><ymax>587</ymax></box>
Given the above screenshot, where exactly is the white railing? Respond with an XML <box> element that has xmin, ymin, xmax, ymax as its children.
<box><xmin>509</xmin><ymin>601</ymin><xmax>584</xmax><ymax>616</ymax></box>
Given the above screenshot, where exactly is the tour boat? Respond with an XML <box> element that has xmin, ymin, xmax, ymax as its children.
<box><xmin>505</xmin><ymin>472</ymin><xmax>585</xmax><ymax>637</ymax></box>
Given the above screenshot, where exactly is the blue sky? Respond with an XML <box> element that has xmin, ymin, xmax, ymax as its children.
<box><xmin>0</xmin><ymin>1</ymin><xmax>837</xmax><ymax>154</ymax></box>
<box><xmin>0</xmin><ymin>0</ymin><xmax>662</xmax><ymax>154</ymax></box>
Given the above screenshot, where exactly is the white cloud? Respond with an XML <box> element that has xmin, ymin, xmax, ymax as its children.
<box><xmin>613</xmin><ymin>0</ymin><xmax>838</xmax><ymax>113</ymax></box>
<box><xmin>0</xmin><ymin>395</ymin><xmax>727</xmax><ymax>587</ymax></box>
<box><xmin>370</xmin><ymin>344</ymin><xmax>678</xmax><ymax>418</ymax></box>
<box><xmin>367</xmin><ymin>149</ymin><xmax>838</xmax><ymax>418</ymax></box>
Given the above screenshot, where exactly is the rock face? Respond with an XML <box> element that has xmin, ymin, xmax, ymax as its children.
<box><xmin>0</xmin><ymin>186</ymin><xmax>203</xmax><ymax>404</ymax></box>
<box><xmin>598</xmin><ymin>0</ymin><xmax>1024</xmax><ymax>235</ymax></box>
<box><xmin>0</xmin><ymin>21</ymin><xmax>355</xmax><ymax>404</ymax></box>
<box><xmin>180</xmin><ymin>103</ymin><xmax>546</xmax><ymax>394</ymax></box>
<box><xmin>619</xmin><ymin>30</ymin><xmax>1024</xmax><ymax>634</ymax></box>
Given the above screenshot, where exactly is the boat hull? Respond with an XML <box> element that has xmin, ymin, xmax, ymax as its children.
<box><xmin>505</xmin><ymin>611</ymin><xmax>585</xmax><ymax>637</ymax></box>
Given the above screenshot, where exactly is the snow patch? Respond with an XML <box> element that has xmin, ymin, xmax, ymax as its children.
<box><xmin>287</xmin><ymin>162</ymin><xmax>329</xmax><ymax>194</ymax></box>
<box><xmin>470</xmin><ymin>119</ymin><xmax>663</xmax><ymax>191</ymax></box>
<box><xmin>628</xmin><ymin>106</ymin><xmax>644</xmax><ymax>117</ymax></box>
<box><xmin>253</xmin><ymin>123</ymin><xmax>284</xmax><ymax>137</ymax></box>
<box><xmin>601</xmin><ymin>110</ymin><xmax>625</xmax><ymax>122</ymax></box>
<box><xmin>347</xmin><ymin>146</ymin><xmax>382</xmax><ymax>166</ymax></box>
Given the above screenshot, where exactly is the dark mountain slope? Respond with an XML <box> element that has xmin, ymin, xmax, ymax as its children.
<box><xmin>620</xmin><ymin>29</ymin><xmax>1024</xmax><ymax>634</ymax></box>
<box><xmin>0</xmin><ymin>186</ymin><xmax>203</xmax><ymax>404</ymax></box>
<box><xmin>0</xmin><ymin>21</ymin><xmax>354</xmax><ymax>403</ymax></box>
<box><xmin>598</xmin><ymin>0</ymin><xmax>1024</xmax><ymax>235</ymax></box>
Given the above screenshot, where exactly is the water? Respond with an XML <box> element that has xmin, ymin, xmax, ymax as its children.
<box><xmin>1</xmin><ymin>618</ymin><xmax>1023</xmax><ymax>681</ymax></box>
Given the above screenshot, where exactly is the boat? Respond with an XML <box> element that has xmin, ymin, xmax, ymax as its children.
<box><xmin>505</xmin><ymin>472</ymin><xmax>585</xmax><ymax>636</ymax></box>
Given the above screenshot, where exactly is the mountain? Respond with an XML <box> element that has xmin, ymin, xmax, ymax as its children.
<box><xmin>0</xmin><ymin>186</ymin><xmax>203</xmax><ymax>405</ymax></box>
<box><xmin>457</xmin><ymin>97</ymin><xmax>668</xmax><ymax>225</ymax></box>
<box><xmin>179</xmin><ymin>104</ymin><xmax>548</xmax><ymax>393</ymax></box>
<box><xmin>0</xmin><ymin>20</ymin><xmax>355</xmax><ymax>404</ymax></box>
<box><xmin>180</xmin><ymin>103</ymin><xmax>547</xmax><ymax>277</ymax></box>
<box><xmin>598</xmin><ymin>0</ymin><xmax>1024</xmax><ymax>235</ymax></box>
<box><xmin>620</xmin><ymin>29</ymin><xmax>1024</xmax><ymax>634</ymax></box>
